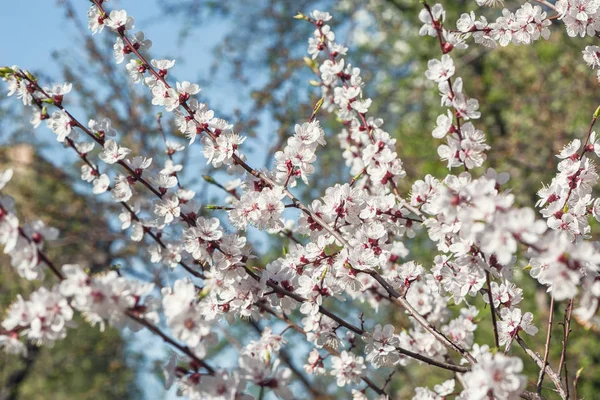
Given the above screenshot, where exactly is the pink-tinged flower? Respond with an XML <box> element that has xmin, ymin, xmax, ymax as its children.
<box><xmin>87</xmin><ymin>6</ymin><xmax>105</xmax><ymax>35</ymax></box>
<box><xmin>425</xmin><ymin>54</ymin><xmax>455</xmax><ymax>83</ymax></box>
<box><xmin>419</xmin><ymin>4</ymin><xmax>446</xmax><ymax>37</ymax></box>
<box><xmin>99</xmin><ymin>140</ymin><xmax>130</xmax><ymax>164</ymax></box>
<box><xmin>46</xmin><ymin>110</ymin><xmax>72</xmax><ymax>142</ymax></box>
<box><xmin>92</xmin><ymin>174</ymin><xmax>110</xmax><ymax>194</ymax></box>
<box><xmin>105</xmin><ymin>10</ymin><xmax>134</xmax><ymax>32</ymax></box>
<box><xmin>330</xmin><ymin>351</ymin><xmax>366</xmax><ymax>387</ymax></box>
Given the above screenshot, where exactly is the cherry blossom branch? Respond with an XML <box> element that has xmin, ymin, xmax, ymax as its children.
<box><xmin>256</xmin><ymin>299</ymin><xmax>467</xmax><ymax>400</ymax></box>
<box><xmin>87</xmin><ymin>7</ymin><xmax>458</xmax><ymax>368</ymax></box>
<box><xmin>26</xmin><ymin>96</ymin><xmax>206</xmax><ymax>280</ymax></box>
<box><xmin>554</xmin><ymin>112</ymin><xmax>600</xmax><ymax>211</ymax></box>
<box><xmin>249</xmin><ymin>268</ymin><xmax>469</xmax><ymax>373</ymax></box>
<box><xmin>64</xmin><ymin>134</ymin><xmax>205</xmax><ymax>279</ymax></box>
<box><xmin>483</xmin><ymin>285</ymin><xmax>567</xmax><ymax>399</ymax></box>
<box><xmin>15</xmin><ymin>71</ymin><xmax>171</xmax><ymax>203</ymax></box>
<box><xmin>10</xmin><ymin>71</ymin><xmax>227</xmax><ymax>286</ymax></box>
<box><xmin>247</xmin><ymin>319</ymin><xmax>322</xmax><ymax>399</ymax></box>
<box><xmin>1</xmin><ymin>200</ymin><xmax>215</xmax><ymax>374</ymax></box>
<box><xmin>304</xmin><ymin>15</ymin><xmax>428</xmax><ymax>212</ymax></box>
<box><xmin>156</xmin><ymin>112</ymin><xmax>182</xmax><ymax>189</ymax></box>
<box><xmin>253</xmin><ymin>302</ymin><xmax>388</xmax><ymax>396</ymax></box>
<box><xmin>479</xmin><ymin>277</ymin><xmax>567</xmax><ymax>398</ymax></box>
<box><xmin>368</xmin><ymin>271</ymin><xmax>477</xmax><ymax>364</ymax></box>
<box><xmin>0</xmin><ymin>201</ymin><xmax>65</xmax><ymax>280</ymax></box>
<box><xmin>125</xmin><ymin>311</ymin><xmax>215</xmax><ymax>374</ymax></box>
<box><xmin>423</xmin><ymin>1</ymin><xmax>465</xmax><ymax>145</ymax></box>
<box><xmin>91</xmin><ymin>1</ymin><xmax>312</xmax><ymax>256</ymax></box>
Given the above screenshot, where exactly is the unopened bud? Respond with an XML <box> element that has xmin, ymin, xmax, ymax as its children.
<box><xmin>110</xmin><ymin>264</ymin><xmax>122</xmax><ymax>275</ymax></box>
<box><xmin>310</xmin><ymin>97</ymin><xmax>324</xmax><ymax>121</ymax></box>
<box><xmin>303</xmin><ymin>57</ymin><xmax>319</xmax><ymax>74</ymax></box>
<box><xmin>320</xmin><ymin>267</ymin><xmax>328</xmax><ymax>280</ymax></box>
<box><xmin>442</xmin><ymin>42</ymin><xmax>453</xmax><ymax>54</ymax></box>
<box><xmin>198</xmin><ymin>287</ymin><xmax>211</xmax><ymax>299</ymax></box>
<box><xmin>0</xmin><ymin>67</ymin><xmax>13</xmax><ymax>78</ymax></box>
<box><xmin>293</xmin><ymin>12</ymin><xmax>309</xmax><ymax>20</ymax></box>
<box><xmin>202</xmin><ymin>175</ymin><xmax>216</xmax><ymax>184</ymax></box>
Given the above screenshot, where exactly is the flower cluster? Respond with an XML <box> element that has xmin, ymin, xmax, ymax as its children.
<box><xmin>61</xmin><ymin>264</ymin><xmax>157</xmax><ymax>331</ymax></box>
<box><xmin>307</xmin><ymin>11</ymin><xmax>406</xmax><ymax>192</ymax></box>
<box><xmin>460</xmin><ymin>345</ymin><xmax>526</xmax><ymax>399</ymax></box>
<box><xmin>274</xmin><ymin>121</ymin><xmax>326</xmax><ymax>187</ymax></box>
<box><xmin>1</xmin><ymin>286</ymin><xmax>72</xmax><ymax>354</ymax></box>
<box><xmin>0</xmin><ymin>170</ymin><xmax>56</xmax><ymax>280</ymax></box>
<box><xmin>421</xmin><ymin>8</ymin><xmax>490</xmax><ymax>170</ymax></box>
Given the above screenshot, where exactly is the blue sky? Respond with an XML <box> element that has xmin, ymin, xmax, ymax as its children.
<box><xmin>2</xmin><ymin>1</ymin><xmax>230</xmax><ymax>101</ymax></box>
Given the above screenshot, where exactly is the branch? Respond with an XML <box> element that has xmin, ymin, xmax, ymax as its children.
<box><xmin>485</xmin><ymin>271</ymin><xmax>500</xmax><ymax>348</ymax></box>
<box><xmin>369</xmin><ymin>272</ymin><xmax>476</xmax><ymax>364</ymax></box>
<box><xmin>557</xmin><ymin>299</ymin><xmax>574</xmax><ymax>398</ymax></box>
<box><xmin>3</xmin><ymin>203</ymin><xmax>216</xmax><ymax>375</ymax></box>
<box><xmin>536</xmin><ymin>296</ymin><xmax>555</xmax><ymax>394</ymax></box>
<box><xmin>515</xmin><ymin>336</ymin><xmax>567</xmax><ymax>400</ymax></box>
<box><xmin>253</xmin><ymin>281</ymin><xmax>470</xmax><ymax>373</ymax></box>
<box><xmin>248</xmin><ymin>319</ymin><xmax>323</xmax><ymax>399</ymax></box>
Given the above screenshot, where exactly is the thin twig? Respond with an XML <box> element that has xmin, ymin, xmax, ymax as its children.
<box><xmin>557</xmin><ymin>299</ymin><xmax>574</xmax><ymax>398</ymax></box>
<box><xmin>573</xmin><ymin>366</ymin><xmax>583</xmax><ymax>400</ymax></box>
<box><xmin>248</xmin><ymin>319</ymin><xmax>322</xmax><ymax>399</ymax></box>
<box><xmin>516</xmin><ymin>336</ymin><xmax>567</xmax><ymax>400</ymax></box>
<box><xmin>371</xmin><ymin>272</ymin><xmax>476</xmax><ymax>364</ymax></box>
<box><xmin>537</xmin><ymin>296</ymin><xmax>555</xmax><ymax>394</ymax></box>
<box><xmin>485</xmin><ymin>271</ymin><xmax>500</xmax><ymax>348</ymax></box>
<box><xmin>249</xmin><ymin>268</ymin><xmax>469</xmax><ymax>373</ymax></box>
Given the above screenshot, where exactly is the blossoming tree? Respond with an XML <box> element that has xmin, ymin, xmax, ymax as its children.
<box><xmin>2</xmin><ymin>1</ymin><xmax>600</xmax><ymax>399</ymax></box>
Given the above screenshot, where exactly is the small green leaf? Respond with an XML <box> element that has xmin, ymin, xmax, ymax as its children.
<box><xmin>202</xmin><ymin>175</ymin><xmax>216</xmax><ymax>184</ymax></box>
<box><xmin>293</xmin><ymin>12</ymin><xmax>308</xmax><ymax>20</ymax></box>
<box><xmin>324</xmin><ymin>243</ymin><xmax>342</xmax><ymax>256</ymax></box>
<box><xmin>310</xmin><ymin>97</ymin><xmax>324</xmax><ymax>121</ymax></box>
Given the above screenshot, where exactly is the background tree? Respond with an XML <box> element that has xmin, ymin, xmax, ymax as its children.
<box><xmin>0</xmin><ymin>145</ymin><xmax>140</xmax><ymax>400</ymax></box>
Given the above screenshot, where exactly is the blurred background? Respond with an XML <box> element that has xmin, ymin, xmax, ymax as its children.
<box><xmin>1</xmin><ymin>0</ymin><xmax>599</xmax><ymax>399</ymax></box>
